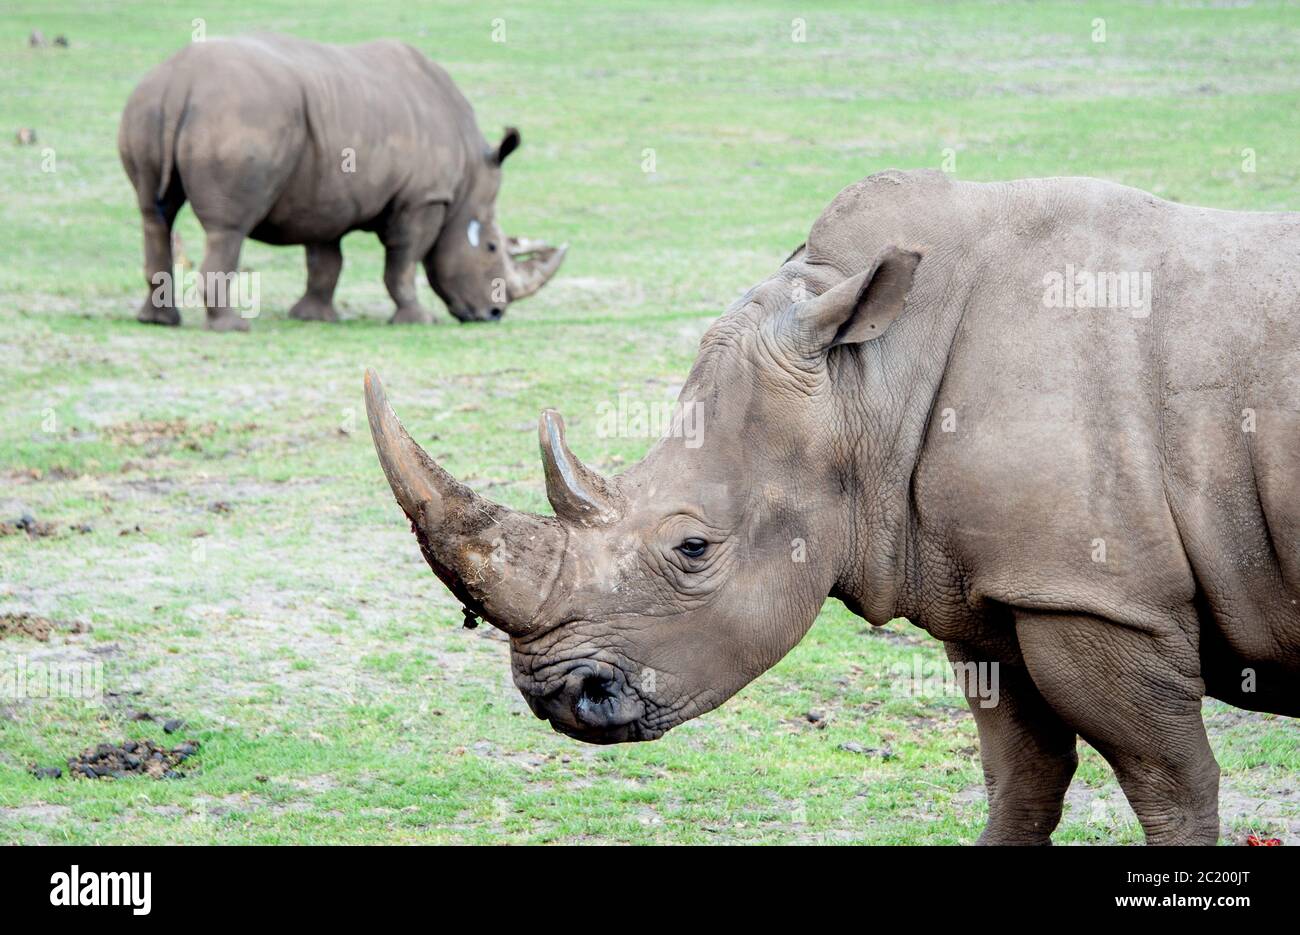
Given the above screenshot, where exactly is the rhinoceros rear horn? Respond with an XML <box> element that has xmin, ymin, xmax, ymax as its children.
<box><xmin>364</xmin><ymin>370</ymin><xmax>564</xmax><ymax>637</ymax></box>
<box><xmin>506</xmin><ymin>237</ymin><xmax>567</xmax><ymax>302</ymax></box>
<box><xmin>538</xmin><ymin>409</ymin><xmax>621</xmax><ymax>525</ymax></box>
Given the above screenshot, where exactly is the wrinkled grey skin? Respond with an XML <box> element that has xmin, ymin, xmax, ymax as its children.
<box><xmin>119</xmin><ymin>34</ymin><xmax>565</xmax><ymax>331</ymax></box>
<box><xmin>368</xmin><ymin>169</ymin><xmax>1299</xmax><ymax>844</ymax></box>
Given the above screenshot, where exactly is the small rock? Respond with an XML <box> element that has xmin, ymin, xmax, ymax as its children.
<box><xmin>805</xmin><ymin>710</ymin><xmax>824</xmax><ymax>723</ymax></box>
<box><xmin>29</xmin><ymin>766</ymin><xmax>62</xmax><ymax>779</ymax></box>
<box><xmin>163</xmin><ymin>718</ymin><xmax>184</xmax><ymax>733</ymax></box>
<box><xmin>838</xmin><ymin>741</ymin><xmax>894</xmax><ymax>759</ymax></box>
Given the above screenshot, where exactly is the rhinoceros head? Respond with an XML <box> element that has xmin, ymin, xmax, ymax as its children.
<box><xmin>368</xmin><ymin>245</ymin><xmax>921</xmax><ymax>742</ymax></box>
<box><xmin>426</xmin><ymin>128</ymin><xmax>567</xmax><ymax>322</ymax></box>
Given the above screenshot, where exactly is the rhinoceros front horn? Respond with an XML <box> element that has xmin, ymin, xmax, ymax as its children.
<box><xmin>364</xmin><ymin>369</ymin><xmax>564</xmax><ymax>636</ymax></box>
<box><xmin>505</xmin><ymin>237</ymin><xmax>567</xmax><ymax>302</ymax></box>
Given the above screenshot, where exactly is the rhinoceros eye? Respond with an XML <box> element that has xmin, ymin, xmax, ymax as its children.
<box><xmin>676</xmin><ymin>538</ymin><xmax>708</xmax><ymax>559</ymax></box>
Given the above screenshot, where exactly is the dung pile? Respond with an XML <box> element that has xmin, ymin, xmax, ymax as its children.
<box><xmin>65</xmin><ymin>738</ymin><xmax>200</xmax><ymax>780</ymax></box>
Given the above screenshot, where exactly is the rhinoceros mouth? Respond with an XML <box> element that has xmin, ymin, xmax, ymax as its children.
<box><xmin>548</xmin><ymin>717</ymin><xmax>644</xmax><ymax>745</ymax></box>
<box><xmin>518</xmin><ymin>656</ymin><xmax>651</xmax><ymax>744</ymax></box>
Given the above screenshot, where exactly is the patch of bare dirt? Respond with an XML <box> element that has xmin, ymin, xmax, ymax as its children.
<box><xmin>0</xmin><ymin>804</ymin><xmax>71</xmax><ymax>823</ymax></box>
<box><xmin>104</xmin><ymin>418</ymin><xmax>218</xmax><ymax>453</ymax></box>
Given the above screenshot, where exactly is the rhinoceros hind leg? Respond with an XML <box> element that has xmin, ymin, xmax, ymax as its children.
<box><xmin>289</xmin><ymin>242</ymin><xmax>342</xmax><ymax>322</ymax></box>
<box><xmin>1016</xmin><ymin>611</ymin><xmax>1220</xmax><ymax>845</ymax></box>
<box><xmin>945</xmin><ymin>640</ymin><xmax>1077</xmax><ymax>845</ymax></box>
<box><xmin>199</xmin><ymin>227</ymin><xmax>251</xmax><ymax>333</ymax></box>
<box><xmin>135</xmin><ymin>188</ymin><xmax>185</xmax><ymax>326</ymax></box>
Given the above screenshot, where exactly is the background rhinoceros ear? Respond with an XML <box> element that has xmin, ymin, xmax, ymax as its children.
<box><xmin>493</xmin><ymin>127</ymin><xmax>521</xmax><ymax>166</ymax></box>
<box><xmin>798</xmin><ymin>245</ymin><xmax>921</xmax><ymax>350</ymax></box>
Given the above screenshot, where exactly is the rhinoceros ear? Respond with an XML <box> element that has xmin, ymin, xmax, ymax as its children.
<box><xmin>798</xmin><ymin>245</ymin><xmax>921</xmax><ymax>350</ymax></box>
<box><xmin>493</xmin><ymin>127</ymin><xmax>521</xmax><ymax>166</ymax></box>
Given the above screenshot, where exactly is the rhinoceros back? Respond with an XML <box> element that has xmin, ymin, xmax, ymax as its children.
<box><xmin>121</xmin><ymin>34</ymin><xmax>479</xmax><ymax>243</ymax></box>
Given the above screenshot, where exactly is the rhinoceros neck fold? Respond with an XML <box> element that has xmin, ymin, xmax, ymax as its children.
<box><xmin>796</xmin><ymin>259</ymin><xmax>972</xmax><ymax>627</ymax></box>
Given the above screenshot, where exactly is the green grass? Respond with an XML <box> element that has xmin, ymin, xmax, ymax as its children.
<box><xmin>1</xmin><ymin>0</ymin><xmax>1297</xmax><ymax>844</ymax></box>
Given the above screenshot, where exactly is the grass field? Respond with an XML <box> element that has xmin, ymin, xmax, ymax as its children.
<box><xmin>1</xmin><ymin>0</ymin><xmax>1297</xmax><ymax>844</ymax></box>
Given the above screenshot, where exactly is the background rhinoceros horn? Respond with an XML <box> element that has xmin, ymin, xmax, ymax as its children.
<box><xmin>364</xmin><ymin>370</ymin><xmax>564</xmax><ymax>636</ymax></box>
<box><xmin>538</xmin><ymin>409</ymin><xmax>621</xmax><ymax>525</ymax></box>
<box><xmin>506</xmin><ymin>237</ymin><xmax>568</xmax><ymax>301</ymax></box>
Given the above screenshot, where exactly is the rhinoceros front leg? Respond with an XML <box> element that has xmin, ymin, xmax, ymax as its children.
<box><xmin>383</xmin><ymin>205</ymin><xmax>443</xmax><ymax>324</ymax></box>
<box><xmin>199</xmin><ymin>227</ymin><xmax>251</xmax><ymax>333</ymax></box>
<box><xmin>289</xmin><ymin>242</ymin><xmax>343</xmax><ymax>322</ymax></box>
<box><xmin>385</xmin><ymin>249</ymin><xmax>432</xmax><ymax>324</ymax></box>
<box><xmin>945</xmin><ymin>641</ymin><xmax>1077</xmax><ymax>845</ymax></box>
<box><xmin>1015</xmin><ymin>611</ymin><xmax>1220</xmax><ymax>845</ymax></box>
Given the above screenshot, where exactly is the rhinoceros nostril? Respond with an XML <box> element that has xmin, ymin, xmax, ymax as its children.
<box><xmin>578</xmin><ymin>674</ymin><xmax>615</xmax><ymax>706</ymax></box>
<box><xmin>488</xmin><ymin>306</ymin><xmax>504</xmax><ymax>320</ymax></box>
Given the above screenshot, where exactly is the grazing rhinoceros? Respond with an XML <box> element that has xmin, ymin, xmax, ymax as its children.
<box><xmin>118</xmin><ymin>34</ymin><xmax>565</xmax><ymax>331</ymax></box>
<box><xmin>366</xmin><ymin>169</ymin><xmax>1299</xmax><ymax>845</ymax></box>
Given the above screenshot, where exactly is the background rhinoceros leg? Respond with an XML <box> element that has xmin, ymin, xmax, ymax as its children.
<box><xmin>135</xmin><ymin>183</ymin><xmax>185</xmax><ymax>326</ymax></box>
<box><xmin>198</xmin><ymin>227</ymin><xmax>250</xmax><ymax>333</ymax></box>
<box><xmin>1016</xmin><ymin>611</ymin><xmax>1221</xmax><ymax>845</ymax></box>
<box><xmin>385</xmin><ymin>251</ymin><xmax>432</xmax><ymax>323</ymax></box>
<box><xmin>945</xmin><ymin>641</ymin><xmax>1078</xmax><ymax>845</ymax></box>
<box><xmin>289</xmin><ymin>241</ymin><xmax>343</xmax><ymax>322</ymax></box>
<box><xmin>383</xmin><ymin>205</ymin><xmax>443</xmax><ymax>324</ymax></box>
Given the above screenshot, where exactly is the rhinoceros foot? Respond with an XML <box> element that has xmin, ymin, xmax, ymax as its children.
<box><xmin>388</xmin><ymin>304</ymin><xmax>434</xmax><ymax>325</ymax></box>
<box><xmin>288</xmin><ymin>296</ymin><xmax>340</xmax><ymax>322</ymax></box>
<box><xmin>137</xmin><ymin>299</ymin><xmax>180</xmax><ymax>326</ymax></box>
<box><xmin>205</xmin><ymin>311</ymin><xmax>251</xmax><ymax>333</ymax></box>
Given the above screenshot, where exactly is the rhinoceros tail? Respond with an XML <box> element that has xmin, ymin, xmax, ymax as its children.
<box><xmin>152</xmin><ymin>86</ymin><xmax>188</xmax><ymax>205</ymax></box>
